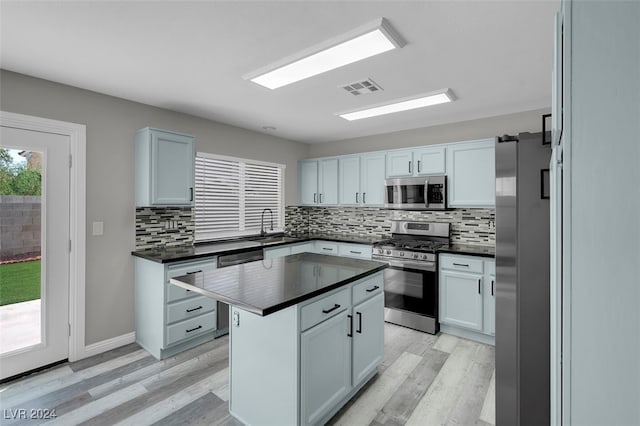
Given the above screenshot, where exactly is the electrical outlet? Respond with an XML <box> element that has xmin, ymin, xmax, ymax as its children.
<box><xmin>232</xmin><ymin>311</ymin><xmax>240</xmax><ymax>327</ymax></box>
<box><xmin>489</xmin><ymin>220</ymin><xmax>495</xmax><ymax>231</ymax></box>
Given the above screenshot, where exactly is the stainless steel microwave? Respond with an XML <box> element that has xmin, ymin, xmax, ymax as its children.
<box><xmin>384</xmin><ymin>176</ymin><xmax>448</xmax><ymax>210</ymax></box>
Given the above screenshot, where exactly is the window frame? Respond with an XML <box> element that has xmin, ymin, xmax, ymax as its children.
<box><xmin>194</xmin><ymin>152</ymin><xmax>285</xmax><ymax>242</ymax></box>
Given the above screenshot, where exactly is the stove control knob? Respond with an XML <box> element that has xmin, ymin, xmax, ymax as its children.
<box><xmin>385</xmin><ymin>250</ymin><xmax>391</xmax><ymax>255</ymax></box>
<box><xmin>376</xmin><ymin>248</ymin><xmax>383</xmax><ymax>254</ymax></box>
<box><xmin>421</xmin><ymin>254</ymin><xmax>428</xmax><ymax>260</ymax></box>
<box><xmin>413</xmin><ymin>253</ymin><xmax>419</xmax><ymax>259</ymax></box>
<box><xmin>399</xmin><ymin>251</ymin><xmax>404</xmax><ymax>257</ymax></box>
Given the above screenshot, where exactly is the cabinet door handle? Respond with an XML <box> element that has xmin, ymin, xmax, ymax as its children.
<box><xmin>186</xmin><ymin>270</ymin><xmax>203</xmax><ymax>275</ymax></box>
<box><xmin>350</xmin><ymin>250</ymin><xmax>362</xmax><ymax>254</ymax></box>
<box><xmin>322</xmin><ymin>304</ymin><xmax>341</xmax><ymax>314</ymax></box>
<box><xmin>186</xmin><ymin>306</ymin><xmax>203</xmax><ymax>313</ymax></box>
<box><xmin>356</xmin><ymin>192</ymin><xmax>359</xmax><ymax>203</ymax></box>
<box><xmin>356</xmin><ymin>312</ymin><xmax>362</xmax><ymax>333</ymax></box>
<box><xmin>365</xmin><ymin>285</ymin><xmax>380</xmax><ymax>293</ymax></box>
<box><xmin>418</xmin><ymin>160</ymin><xmax>421</xmax><ymax>173</ymax></box>
<box><xmin>313</xmin><ymin>193</ymin><xmax>317</xmax><ymax>203</ymax></box>
<box><xmin>363</xmin><ymin>192</ymin><xmax>366</xmax><ymax>203</ymax></box>
<box><xmin>478</xmin><ymin>279</ymin><xmax>482</xmax><ymax>294</ymax></box>
<box><xmin>186</xmin><ymin>325</ymin><xmax>202</xmax><ymax>333</ymax></box>
<box><xmin>453</xmin><ymin>263</ymin><xmax>469</xmax><ymax>267</ymax></box>
<box><xmin>491</xmin><ymin>280</ymin><xmax>495</xmax><ymax>296</ymax></box>
<box><xmin>189</xmin><ymin>187</ymin><xmax>194</xmax><ymax>202</ymax></box>
<box><xmin>409</xmin><ymin>161</ymin><xmax>412</xmax><ymax>174</ymax></box>
<box><xmin>322</xmin><ymin>247</ymin><xmax>333</xmax><ymax>251</ymax></box>
<box><xmin>347</xmin><ymin>314</ymin><xmax>353</xmax><ymax>337</ymax></box>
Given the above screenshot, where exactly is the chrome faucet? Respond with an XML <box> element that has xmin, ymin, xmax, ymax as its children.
<box><xmin>260</xmin><ymin>208</ymin><xmax>274</xmax><ymax>237</ymax></box>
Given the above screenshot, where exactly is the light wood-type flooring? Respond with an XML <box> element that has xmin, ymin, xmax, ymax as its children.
<box><xmin>0</xmin><ymin>323</ymin><xmax>495</xmax><ymax>425</ymax></box>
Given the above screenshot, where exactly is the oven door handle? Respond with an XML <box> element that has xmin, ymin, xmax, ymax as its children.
<box><xmin>382</xmin><ymin>259</ymin><xmax>436</xmax><ymax>272</ymax></box>
<box><xmin>423</xmin><ymin>177</ymin><xmax>429</xmax><ymax>208</ymax></box>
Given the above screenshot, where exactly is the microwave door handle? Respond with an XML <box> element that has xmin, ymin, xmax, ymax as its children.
<box><xmin>424</xmin><ymin>178</ymin><xmax>429</xmax><ymax>207</ymax></box>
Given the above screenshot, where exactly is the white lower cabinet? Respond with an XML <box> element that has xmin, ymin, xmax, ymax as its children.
<box><xmin>134</xmin><ymin>256</ymin><xmax>219</xmax><ymax>359</ymax></box>
<box><xmin>229</xmin><ymin>272</ymin><xmax>384</xmax><ymax>426</ymax></box>
<box><xmin>439</xmin><ymin>253</ymin><xmax>495</xmax><ymax>343</ymax></box>
<box><xmin>301</xmin><ymin>311</ymin><xmax>351</xmax><ymax>425</ymax></box>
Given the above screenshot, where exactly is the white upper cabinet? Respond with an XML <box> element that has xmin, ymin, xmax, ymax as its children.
<box><xmin>318</xmin><ymin>158</ymin><xmax>339</xmax><ymax>205</ymax></box>
<box><xmin>414</xmin><ymin>147</ymin><xmax>446</xmax><ymax>175</ymax></box>
<box><xmin>386</xmin><ymin>146</ymin><xmax>446</xmax><ymax>178</ymax></box>
<box><xmin>299</xmin><ymin>160</ymin><xmax>319</xmax><ymax>205</ymax></box>
<box><xmin>447</xmin><ymin>139</ymin><xmax>495</xmax><ymax>207</ymax></box>
<box><xmin>386</xmin><ymin>149</ymin><xmax>414</xmax><ymax>177</ymax></box>
<box><xmin>360</xmin><ymin>152</ymin><xmax>386</xmax><ymax>206</ymax></box>
<box><xmin>135</xmin><ymin>127</ymin><xmax>194</xmax><ymax>207</ymax></box>
<box><xmin>339</xmin><ymin>156</ymin><xmax>361</xmax><ymax>205</ymax></box>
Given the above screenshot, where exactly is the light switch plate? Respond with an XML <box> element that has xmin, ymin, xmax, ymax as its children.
<box><xmin>92</xmin><ymin>221</ymin><xmax>104</xmax><ymax>236</ymax></box>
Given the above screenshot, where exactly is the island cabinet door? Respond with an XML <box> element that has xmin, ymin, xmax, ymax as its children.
<box><xmin>301</xmin><ymin>310</ymin><xmax>351</xmax><ymax>426</ymax></box>
<box><xmin>352</xmin><ymin>292</ymin><xmax>384</xmax><ymax>386</ymax></box>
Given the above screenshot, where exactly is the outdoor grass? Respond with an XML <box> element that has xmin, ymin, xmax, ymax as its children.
<box><xmin>0</xmin><ymin>260</ymin><xmax>41</xmax><ymax>306</ymax></box>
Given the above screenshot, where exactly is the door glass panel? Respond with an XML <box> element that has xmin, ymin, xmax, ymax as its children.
<box><xmin>0</xmin><ymin>147</ymin><xmax>43</xmax><ymax>354</ymax></box>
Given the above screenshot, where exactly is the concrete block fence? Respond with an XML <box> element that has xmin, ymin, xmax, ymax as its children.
<box><xmin>0</xmin><ymin>196</ymin><xmax>41</xmax><ymax>263</ymax></box>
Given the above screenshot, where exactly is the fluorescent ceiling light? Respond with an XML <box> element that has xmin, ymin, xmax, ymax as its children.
<box><xmin>338</xmin><ymin>89</ymin><xmax>456</xmax><ymax>121</ymax></box>
<box><xmin>244</xmin><ymin>18</ymin><xmax>405</xmax><ymax>90</ymax></box>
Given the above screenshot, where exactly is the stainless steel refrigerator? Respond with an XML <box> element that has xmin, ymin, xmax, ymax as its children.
<box><xmin>495</xmin><ymin>132</ymin><xmax>551</xmax><ymax>426</ymax></box>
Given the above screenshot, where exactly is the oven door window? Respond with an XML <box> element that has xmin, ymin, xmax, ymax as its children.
<box><xmin>387</xmin><ymin>184</ymin><xmax>425</xmax><ymax>205</ymax></box>
<box><xmin>383</xmin><ymin>266</ymin><xmax>436</xmax><ymax>317</ymax></box>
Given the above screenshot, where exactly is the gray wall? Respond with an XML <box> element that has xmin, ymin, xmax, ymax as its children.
<box><xmin>0</xmin><ymin>70</ymin><xmax>310</xmax><ymax>345</ymax></box>
<box><xmin>307</xmin><ymin>108</ymin><xmax>549</xmax><ymax>158</ymax></box>
<box><xmin>568</xmin><ymin>1</ymin><xmax>639</xmax><ymax>424</ymax></box>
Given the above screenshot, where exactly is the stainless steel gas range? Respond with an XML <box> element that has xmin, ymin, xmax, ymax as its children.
<box><xmin>372</xmin><ymin>220</ymin><xmax>450</xmax><ymax>334</ymax></box>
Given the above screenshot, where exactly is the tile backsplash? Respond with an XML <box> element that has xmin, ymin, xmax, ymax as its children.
<box><xmin>135</xmin><ymin>205</ymin><xmax>495</xmax><ymax>250</ymax></box>
<box><xmin>285</xmin><ymin>206</ymin><xmax>495</xmax><ymax>246</ymax></box>
<box><xmin>135</xmin><ymin>207</ymin><xmax>194</xmax><ymax>250</ymax></box>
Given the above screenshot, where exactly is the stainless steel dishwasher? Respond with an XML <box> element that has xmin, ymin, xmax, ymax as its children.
<box><xmin>215</xmin><ymin>248</ymin><xmax>264</xmax><ymax>335</ymax></box>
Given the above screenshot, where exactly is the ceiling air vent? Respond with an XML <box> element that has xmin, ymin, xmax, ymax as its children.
<box><xmin>341</xmin><ymin>78</ymin><xmax>383</xmax><ymax>96</ymax></box>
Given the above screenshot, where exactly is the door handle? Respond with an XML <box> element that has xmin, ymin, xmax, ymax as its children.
<box><xmin>363</xmin><ymin>192</ymin><xmax>366</xmax><ymax>203</ymax></box>
<box><xmin>189</xmin><ymin>187</ymin><xmax>193</xmax><ymax>201</ymax></box>
<box><xmin>186</xmin><ymin>306</ymin><xmax>203</xmax><ymax>313</ymax></box>
<box><xmin>491</xmin><ymin>280</ymin><xmax>495</xmax><ymax>296</ymax></box>
<box><xmin>313</xmin><ymin>193</ymin><xmax>317</xmax><ymax>203</ymax></box>
<box><xmin>365</xmin><ymin>285</ymin><xmax>379</xmax><ymax>292</ymax></box>
<box><xmin>418</xmin><ymin>160</ymin><xmax>421</xmax><ymax>173</ymax></box>
<box><xmin>453</xmin><ymin>263</ymin><xmax>469</xmax><ymax>267</ymax></box>
<box><xmin>478</xmin><ymin>279</ymin><xmax>481</xmax><ymax>294</ymax></box>
<box><xmin>356</xmin><ymin>192</ymin><xmax>359</xmax><ymax>203</ymax></box>
<box><xmin>347</xmin><ymin>314</ymin><xmax>353</xmax><ymax>337</ymax></box>
<box><xmin>408</xmin><ymin>161</ymin><xmax>412</xmax><ymax>174</ymax></box>
<box><xmin>356</xmin><ymin>312</ymin><xmax>362</xmax><ymax>333</ymax></box>
<box><xmin>186</xmin><ymin>325</ymin><xmax>202</xmax><ymax>333</ymax></box>
<box><xmin>319</xmin><ymin>193</ymin><xmax>323</xmax><ymax>203</ymax></box>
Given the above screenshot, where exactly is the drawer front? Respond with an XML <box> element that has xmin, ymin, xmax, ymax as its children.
<box><xmin>352</xmin><ymin>275</ymin><xmax>383</xmax><ymax>306</ymax></box>
<box><xmin>166</xmin><ymin>257</ymin><xmax>217</xmax><ymax>279</ymax></box>
<box><xmin>440</xmin><ymin>255</ymin><xmax>484</xmax><ymax>274</ymax></box>
<box><xmin>166</xmin><ymin>296</ymin><xmax>216</xmax><ymax>325</ymax></box>
<box><xmin>315</xmin><ymin>241</ymin><xmax>339</xmax><ymax>255</ymax></box>
<box><xmin>167</xmin><ymin>283</ymin><xmax>200</xmax><ymax>303</ymax></box>
<box><xmin>338</xmin><ymin>243</ymin><xmax>372</xmax><ymax>259</ymax></box>
<box><xmin>166</xmin><ymin>312</ymin><xmax>216</xmax><ymax>346</ymax></box>
<box><xmin>301</xmin><ymin>287</ymin><xmax>350</xmax><ymax>332</ymax></box>
<box><xmin>290</xmin><ymin>242</ymin><xmax>314</xmax><ymax>255</ymax></box>
<box><xmin>485</xmin><ymin>260</ymin><xmax>496</xmax><ymax>275</ymax></box>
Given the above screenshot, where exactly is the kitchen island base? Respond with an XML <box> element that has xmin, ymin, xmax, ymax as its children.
<box><xmin>228</xmin><ymin>272</ymin><xmax>384</xmax><ymax>426</ymax></box>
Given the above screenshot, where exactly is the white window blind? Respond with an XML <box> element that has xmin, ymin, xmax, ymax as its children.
<box><xmin>195</xmin><ymin>153</ymin><xmax>284</xmax><ymax>241</ymax></box>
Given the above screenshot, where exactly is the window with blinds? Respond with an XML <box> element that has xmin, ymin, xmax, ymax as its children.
<box><xmin>194</xmin><ymin>153</ymin><xmax>285</xmax><ymax>241</ymax></box>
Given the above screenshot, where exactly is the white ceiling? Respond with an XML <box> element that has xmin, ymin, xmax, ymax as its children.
<box><xmin>0</xmin><ymin>1</ymin><xmax>558</xmax><ymax>143</ymax></box>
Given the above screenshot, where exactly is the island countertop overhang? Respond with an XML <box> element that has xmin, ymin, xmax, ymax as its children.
<box><xmin>169</xmin><ymin>252</ymin><xmax>387</xmax><ymax>316</ymax></box>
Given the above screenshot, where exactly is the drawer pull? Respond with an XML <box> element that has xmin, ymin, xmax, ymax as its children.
<box><xmin>322</xmin><ymin>304</ymin><xmax>341</xmax><ymax>314</ymax></box>
<box><xmin>186</xmin><ymin>306</ymin><xmax>203</xmax><ymax>313</ymax></box>
<box><xmin>452</xmin><ymin>263</ymin><xmax>469</xmax><ymax>267</ymax></box>
<box><xmin>347</xmin><ymin>314</ymin><xmax>353</xmax><ymax>337</ymax></box>
<box><xmin>322</xmin><ymin>247</ymin><xmax>333</xmax><ymax>251</ymax></box>
<box><xmin>365</xmin><ymin>285</ymin><xmax>380</xmax><ymax>293</ymax></box>
<box><xmin>186</xmin><ymin>325</ymin><xmax>202</xmax><ymax>333</ymax></box>
<box><xmin>349</xmin><ymin>250</ymin><xmax>362</xmax><ymax>254</ymax></box>
<box><xmin>356</xmin><ymin>312</ymin><xmax>362</xmax><ymax>334</ymax></box>
<box><xmin>186</xmin><ymin>270</ymin><xmax>203</xmax><ymax>275</ymax></box>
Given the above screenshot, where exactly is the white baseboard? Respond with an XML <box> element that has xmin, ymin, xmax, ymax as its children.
<box><xmin>80</xmin><ymin>332</ymin><xmax>136</xmax><ymax>360</ymax></box>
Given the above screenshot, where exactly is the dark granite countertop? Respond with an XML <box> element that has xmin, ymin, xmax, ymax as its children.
<box><xmin>438</xmin><ymin>243</ymin><xmax>495</xmax><ymax>258</ymax></box>
<box><xmin>132</xmin><ymin>233</ymin><xmax>385</xmax><ymax>263</ymax></box>
<box><xmin>169</xmin><ymin>253</ymin><xmax>387</xmax><ymax>316</ymax></box>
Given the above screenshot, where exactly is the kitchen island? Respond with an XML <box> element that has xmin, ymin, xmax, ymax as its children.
<box><xmin>170</xmin><ymin>253</ymin><xmax>387</xmax><ymax>426</ymax></box>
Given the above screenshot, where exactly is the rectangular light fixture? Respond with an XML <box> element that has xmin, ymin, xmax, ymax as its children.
<box><xmin>244</xmin><ymin>18</ymin><xmax>406</xmax><ymax>90</ymax></box>
<box><xmin>337</xmin><ymin>89</ymin><xmax>456</xmax><ymax>121</ymax></box>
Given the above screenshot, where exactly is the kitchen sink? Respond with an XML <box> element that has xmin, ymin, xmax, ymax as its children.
<box><xmin>250</xmin><ymin>235</ymin><xmax>299</xmax><ymax>245</ymax></box>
